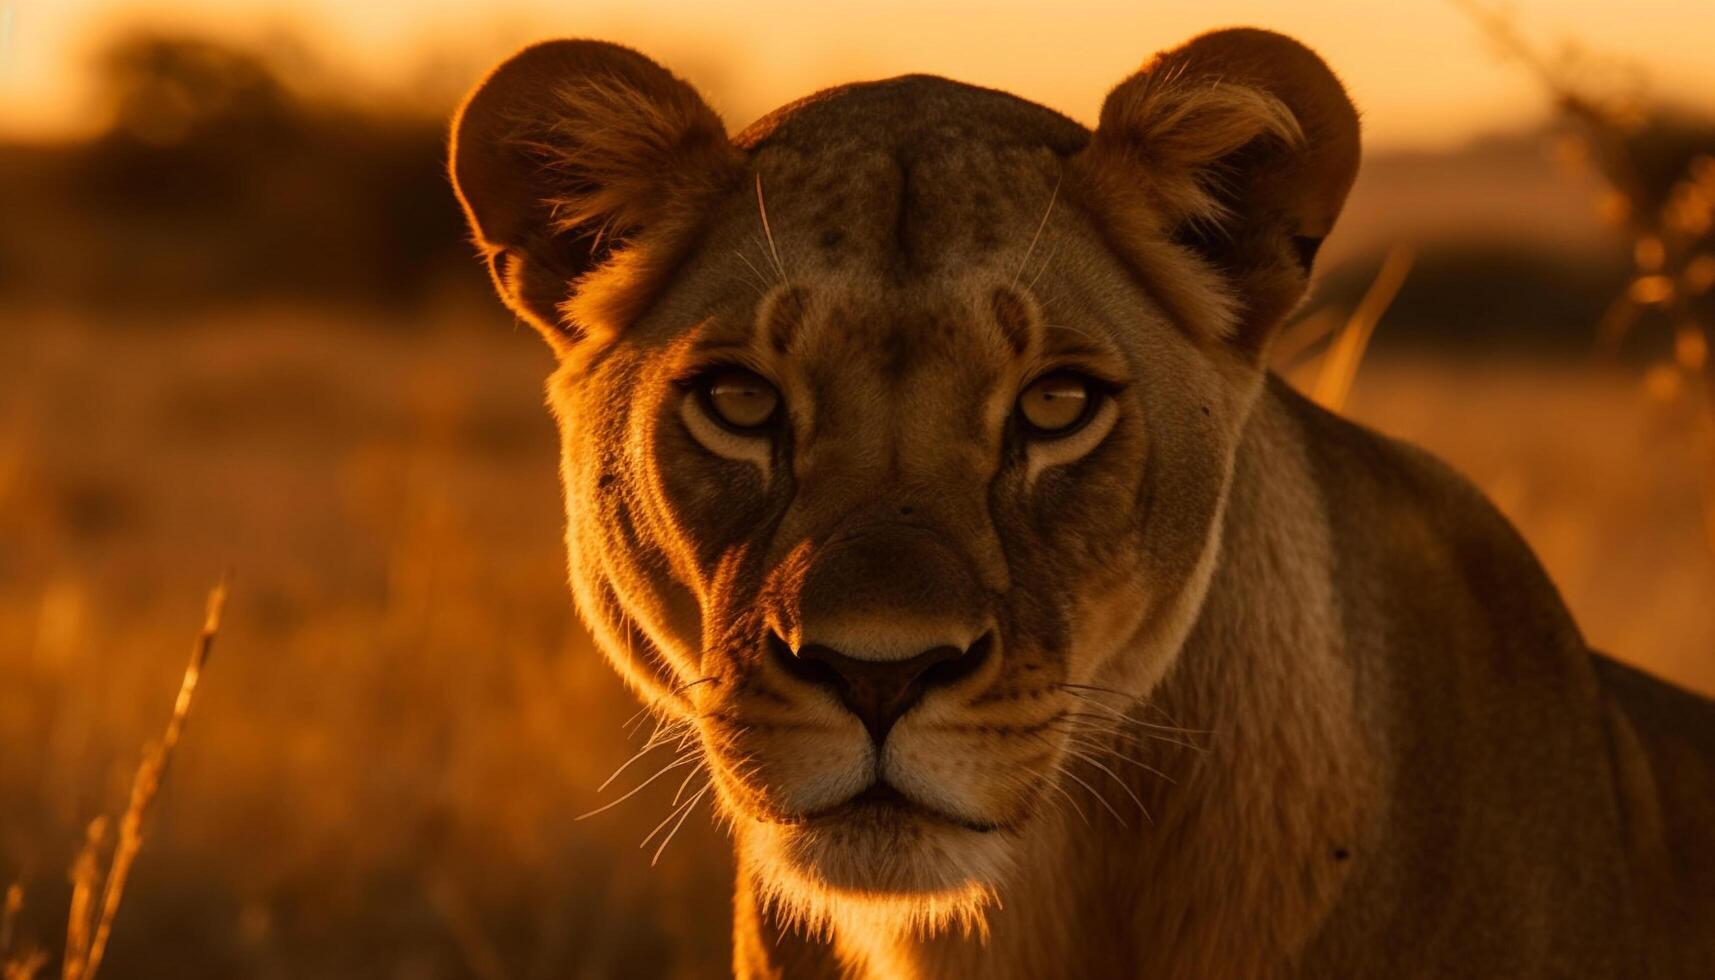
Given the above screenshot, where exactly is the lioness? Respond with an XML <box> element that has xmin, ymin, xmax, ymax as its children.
<box><xmin>449</xmin><ymin>28</ymin><xmax>1715</xmax><ymax>978</ymax></box>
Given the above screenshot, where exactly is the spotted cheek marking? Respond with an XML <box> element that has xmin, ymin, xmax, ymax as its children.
<box><xmin>1024</xmin><ymin>398</ymin><xmax>1119</xmax><ymax>484</ymax></box>
<box><xmin>680</xmin><ymin>393</ymin><xmax>772</xmax><ymax>480</ymax></box>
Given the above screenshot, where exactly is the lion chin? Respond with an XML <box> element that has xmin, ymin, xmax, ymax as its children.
<box><xmin>743</xmin><ymin>801</ymin><xmax>1018</xmax><ymax>939</ymax></box>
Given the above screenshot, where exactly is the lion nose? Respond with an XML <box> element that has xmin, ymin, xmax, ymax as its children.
<box><xmin>770</xmin><ymin>632</ymin><xmax>993</xmax><ymax>744</ymax></box>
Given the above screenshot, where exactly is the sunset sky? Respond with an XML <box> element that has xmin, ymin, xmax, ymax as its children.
<box><xmin>1</xmin><ymin>0</ymin><xmax>1712</xmax><ymax>148</ymax></box>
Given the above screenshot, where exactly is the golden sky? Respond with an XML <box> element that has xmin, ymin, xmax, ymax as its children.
<box><xmin>2</xmin><ymin>0</ymin><xmax>1712</xmax><ymax>147</ymax></box>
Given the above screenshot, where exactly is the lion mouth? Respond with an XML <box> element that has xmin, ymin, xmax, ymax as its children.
<box><xmin>799</xmin><ymin>780</ymin><xmax>1006</xmax><ymax>834</ymax></box>
<box><xmin>849</xmin><ymin>781</ymin><xmax>912</xmax><ymax>806</ymax></box>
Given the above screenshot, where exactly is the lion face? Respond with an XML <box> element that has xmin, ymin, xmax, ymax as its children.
<box><xmin>451</xmin><ymin>31</ymin><xmax>1357</xmax><ymax>932</ymax></box>
<box><xmin>556</xmin><ymin>215</ymin><xmax>1244</xmax><ymax>909</ymax></box>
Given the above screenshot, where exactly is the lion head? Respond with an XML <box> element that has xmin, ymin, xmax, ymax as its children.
<box><xmin>450</xmin><ymin>28</ymin><xmax>1358</xmax><ymax>936</ymax></box>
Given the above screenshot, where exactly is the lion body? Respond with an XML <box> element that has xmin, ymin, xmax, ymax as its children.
<box><xmin>449</xmin><ymin>31</ymin><xmax>1715</xmax><ymax>979</ymax></box>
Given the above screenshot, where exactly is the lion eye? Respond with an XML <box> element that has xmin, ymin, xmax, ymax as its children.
<box><xmin>1017</xmin><ymin>372</ymin><xmax>1095</xmax><ymax>436</ymax></box>
<box><xmin>701</xmin><ymin>368</ymin><xmax>780</xmax><ymax>431</ymax></box>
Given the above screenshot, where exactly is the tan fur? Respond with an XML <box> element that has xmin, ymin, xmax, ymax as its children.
<box><xmin>450</xmin><ymin>40</ymin><xmax>745</xmax><ymax>350</ymax></box>
<box><xmin>450</xmin><ymin>28</ymin><xmax>1715</xmax><ymax>978</ymax></box>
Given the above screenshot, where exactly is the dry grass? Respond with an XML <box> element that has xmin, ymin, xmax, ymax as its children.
<box><xmin>1295</xmin><ymin>243</ymin><xmax>1416</xmax><ymax>413</ymax></box>
<box><xmin>0</xmin><ymin>304</ymin><xmax>1708</xmax><ymax>977</ymax></box>
<box><xmin>3</xmin><ymin>580</ymin><xmax>224</xmax><ymax>980</ymax></box>
<box><xmin>0</xmin><ymin>12</ymin><xmax>1705</xmax><ymax>979</ymax></box>
<box><xmin>67</xmin><ymin>581</ymin><xmax>225</xmax><ymax>980</ymax></box>
<box><xmin>0</xmin><ymin>308</ymin><xmax>736</xmax><ymax>978</ymax></box>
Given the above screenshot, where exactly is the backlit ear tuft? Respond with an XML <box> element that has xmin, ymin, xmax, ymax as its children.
<box><xmin>450</xmin><ymin>40</ymin><xmax>743</xmax><ymax>352</ymax></box>
<box><xmin>1076</xmin><ymin>28</ymin><xmax>1360</xmax><ymax>355</ymax></box>
<box><xmin>1093</xmin><ymin>70</ymin><xmax>1305</xmax><ymax>228</ymax></box>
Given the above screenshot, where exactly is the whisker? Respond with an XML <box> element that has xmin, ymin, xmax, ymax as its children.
<box><xmin>597</xmin><ymin>721</ymin><xmax>692</xmax><ymax>792</ymax></box>
<box><xmin>641</xmin><ymin>709</ymin><xmax>687</xmax><ymax>747</ymax></box>
<box><xmin>1041</xmin><ymin>770</ymin><xmax>1091</xmax><ymax>827</ymax></box>
<box><xmin>1056</xmin><ymin>693</ymin><xmax>1212</xmax><ymax>743</ymax></box>
<box><xmin>1049</xmin><ymin>693</ymin><xmax>1200</xmax><ymax>731</ymax></box>
<box><xmin>755</xmin><ymin>174</ymin><xmax>788</xmax><ymax>285</ymax></box>
<box><xmin>1026</xmin><ymin>223</ymin><xmax>1069</xmax><ymax>294</ymax></box>
<box><xmin>670</xmin><ymin>759</ymin><xmax>707</xmax><ymax>807</ymax></box>
<box><xmin>674</xmin><ymin>676</ymin><xmax>719</xmax><ymax>696</ymax></box>
<box><xmin>577</xmin><ymin>750</ymin><xmax>701</xmax><ymax>821</ymax></box>
<box><xmin>1055</xmin><ymin>687</ymin><xmax>1149</xmax><ymax>721</ymax></box>
<box><xmin>1062</xmin><ymin>753</ymin><xmax>1168</xmax><ymax>823</ymax></box>
<box><xmin>1052</xmin><ymin>738</ymin><xmax>1154</xmax><ymax>818</ymax></box>
<box><xmin>640</xmin><ymin>777</ymin><xmax>706</xmax><ymax>854</ymax></box>
<box><xmin>1037</xmin><ymin>726</ymin><xmax>1157</xmax><ymax>821</ymax></box>
<box><xmin>732</xmin><ymin>248</ymin><xmax>773</xmax><ymax>297</ymax></box>
<box><xmin>1040</xmin><ymin>320</ymin><xmax>1108</xmax><ymax>346</ymax></box>
<box><xmin>1060</xmin><ymin>730</ymin><xmax>1179</xmax><ymax>786</ymax></box>
<box><xmin>1053</xmin><ymin>712</ymin><xmax>1205</xmax><ymax>753</ymax></box>
<box><xmin>638</xmin><ymin>803</ymin><xmax>683</xmax><ymax>851</ymax></box>
<box><xmin>1012</xmin><ymin>173</ymin><xmax>1062</xmax><ymax>291</ymax></box>
<box><xmin>1059</xmin><ymin>727</ymin><xmax>1198</xmax><ymax>764</ymax></box>
<box><xmin>1057</xmin><ymin>684</ymin><xmax>1208</xmax><ymax>734</ymax></box>
<box><xmin>672</xmin><ymin>723</ymin><xmax>701</xmax><ymax>752</ymax></box>
<box><xmin>621</xmin><ymin>702</ymin><xmax>655</xmax><ymax>737</ymax></box>
<box><xmin>991</xmin><ymin>769</ymin><xmax>1055</xmax><ymax>823</ymax></box>
<box><xmin>1058</xmin><ymin>763</ymin><xmax>1125</xmax><ymax>825</ymax></box>
<box><xmin>651</xmin><ymin>780</ymin><xmax>714</xmax><ymax>866</ymax></box>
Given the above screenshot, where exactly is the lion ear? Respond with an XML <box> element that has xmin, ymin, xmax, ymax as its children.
<box><xmin>1078</xmin><ymin>28</ymin><xmax>1360</xmax><ymax>354</ymax></box>
<box><xmin>449</xmin><ymin>40</ymin><xmax>743</xmax><ymax>351</ymax></box>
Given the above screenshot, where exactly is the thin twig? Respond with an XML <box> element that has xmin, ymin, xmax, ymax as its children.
<box><xmin>70</xmin><ymin>577</ymin><xmax>227</xmax><ymax>980</ymax></box>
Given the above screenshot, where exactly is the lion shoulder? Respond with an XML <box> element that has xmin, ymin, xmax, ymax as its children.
<box><xmin>1268</xmin><ymin>373</ymin><xmax>1715</xmax><ymax>973</ymax></box>
<box><xmin>1267</xmin><ymin>372</ymin><xmax>1581</xmax><ymax>647</ymax></box>
<box><xmin>1595</xmin><ymin>654</ymin><xmax>1715</xmax><ymax>974</ymax></box>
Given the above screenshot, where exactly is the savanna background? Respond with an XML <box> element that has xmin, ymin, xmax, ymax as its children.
<box><xmin>1</xmin><ymin>1</ymin><xmax>1713</xmax><ymax>976</ymax></box>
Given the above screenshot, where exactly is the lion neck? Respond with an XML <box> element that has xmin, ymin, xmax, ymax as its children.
<box><xmin>810</xmin><ymin>386</ymin><xmax>1385</xmax><ymax>980</ymax></box>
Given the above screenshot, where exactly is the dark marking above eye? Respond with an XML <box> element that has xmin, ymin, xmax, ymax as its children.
<box><xmin>819</xmin><ymin>228</ymin><xmax>845</xmax><ymax>250</ymax></box>
<box><xmin>766</xmin><ymin>287</ymin><xmax>808</xmax><ymax>355</ymax></box>
<box><xmin>890</xmin><ymin>150</ymin><xmax>921</xmax><ymax>271</ymax></box>
<box><xmin>991</xmin><ymin>287</ymin><xmax>1033</xmax><ymax>356</ymax></box>
<box><xmin>881</xmin><ymin>321</ymin><xmax>914</xmax><ymax>378</ymax></box>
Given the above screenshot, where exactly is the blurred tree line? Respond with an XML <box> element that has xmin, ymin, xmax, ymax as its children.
<box><xmin>0</xmin><ymin>26</ymin><xmax>1708</xmax><ymax>353</ymax></box>
<box><xmin>0</xmin><ymin>30</ymin><xmax>487</xmax><ymax>315</ymax></box>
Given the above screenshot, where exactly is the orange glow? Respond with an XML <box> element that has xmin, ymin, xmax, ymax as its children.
<box><xmin>4</xmin><ymin>0</ymin><xmax>1715</xmax><ymax>147</ymax></box>
<box><xmin>4</xmin><ymin>2</ymin><xmax>1715</xmax><ymax>976</ymax></box>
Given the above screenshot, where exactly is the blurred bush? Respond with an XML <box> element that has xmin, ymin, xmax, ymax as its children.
<box><xmin>0</xmin><ymin>30</ymin><xmax>487</xmax><ymax>316</ymax></box>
